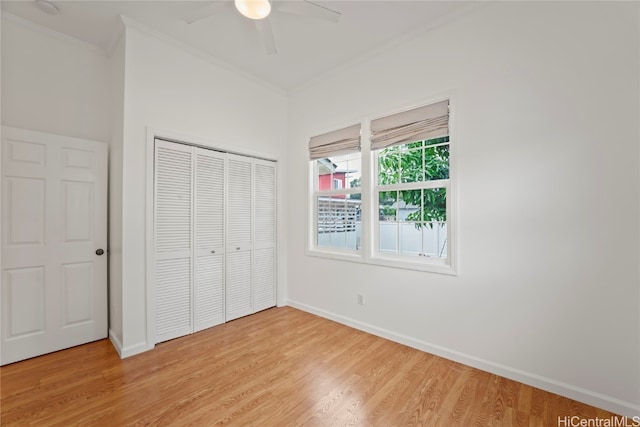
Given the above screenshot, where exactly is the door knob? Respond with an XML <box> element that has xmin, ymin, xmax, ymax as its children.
<box><xmin>96</xmin><ymin>249</ymin><xmax>104</xmax><ymax>256</ymax></box>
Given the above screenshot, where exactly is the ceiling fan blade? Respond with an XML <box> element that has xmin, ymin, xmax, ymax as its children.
<box><xmin>255</xmin><ymin>18</ymin><xmax>277</xmax><ymax>55</ymax></box>
<box><xmin>276</xmin><ymin>0</ymin><xmax>341</xmax><ymax>23</ymax></box>
<box><xmin>183</xmin><ymin>1</ymin><xmax>226</xmax><ymax>24</ymax></box>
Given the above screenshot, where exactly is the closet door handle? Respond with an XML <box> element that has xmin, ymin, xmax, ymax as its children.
<box><xmin>236</xmin><ymin>247</ymin><xmax>240</xmax><ymax>250</ymax></box>
<box><xmin>210</xmin><ymin>250</ymin><xmax>216</xmax><ymax>254</ymax></box>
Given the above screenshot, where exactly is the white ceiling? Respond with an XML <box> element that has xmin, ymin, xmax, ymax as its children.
<box><xmin>1</xmin><ymin>0</ymin><xmax>476</xmax><ymax>91</ymax></box>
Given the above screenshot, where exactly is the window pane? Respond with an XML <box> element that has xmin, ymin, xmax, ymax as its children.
<box><xmin>425</xmin><ymin>136</ymin><xmax>449</xmax><ymax>146</ymax></box>
<box><xmin>401</xmin><ymin>140</ymin><xmax>424</xmax><ymax>151</ymax></box>
<box><xmin>316</xmin><ymin>153</ymin><xmax>361</xmax><ymax>192</ymax></box>
<box><xmin>334</xmin><ymin>153</ymin><xmax>361</xmax><ymax>189</ymax></box>
<box><xmin>378</xmin><ymin>146</ymin><xmax>399</xmax><ymax>185</ymax></box>
<box><xmin>399</xmin><ymin>190</ymin><xmax>421</xmax><ymax>222</ymax></box>
<box><xmin>379</xmin><ymin>191</ymin><xmax>397</xmax><ymax>221</ymax></box>
<box><xmin>379</xmin><ymin>222</ymin><xmax>397</xmax><ymax>253</ymax></box>
<box><xmin>400</xmin><ymin>223</ymin><xmax>421</xmax><ymax>256</ymax></box>
<box><xmin>400</xmin><ymin>148</ymin><xmax>423</xmax><ymax>183</ymax></box>
<box><xmin>316</xmin><ymin>195</ymin><xmax>361</xmax><ymax>250</ymax></box>
<box><xmin>421</xmin><ymin>188</ymin><xmax>447</xmax><ymax>222</ymax></box>
<box><xmin>424</xmin><ymin>145</ymin><xmax>449</xmax><ymax>181</ymax></box>
<box><xmin>379</xmin><ymin>190</ymin><xmax>397</xmax><ymax>253</ymax></box>
<box><xmin>422</xmin><ymin>222</ymin><xmax>447</xmax><ymax>258</ymax></box>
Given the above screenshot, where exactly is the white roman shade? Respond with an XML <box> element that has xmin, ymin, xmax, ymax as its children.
<box><xmin>371</xmin><ymin>100</ymin><xmax>449</xmax><ymax>150</ymax></box>
<box><xmin>309</xmin><ymin>124</ymin><xmax>361</xmax><ymax>160</ymax></box>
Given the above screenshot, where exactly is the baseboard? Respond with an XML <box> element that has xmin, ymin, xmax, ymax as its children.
<box><xmin>108</xmin><ymin>329</ymin><xmax>124</xmax><ymax>357</ymax></box>
<box><xmin>108</xmin><ymin>330</ymin><xmax>150</xmax><ymax>359</ymax></box>
<box><xmin>285</xmin><ymin>300</ymin><xmax>640</xmax><ymax>418</ymax></box>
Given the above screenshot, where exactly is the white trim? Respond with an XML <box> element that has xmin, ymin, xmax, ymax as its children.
<box><xmin>119</xmin><ymin>341</ymin><xmax>150</xmax><ymax>359</ymax></box>
<box><xmin>1</xmin><ymin>11</ymin><xmax>107</xmax><ymax>57</ymax></box>
<box><xmin>145</xmin><ymin>130</ymin><xmax>156</xmax><ymax>352</ymax></box>
<box><xmin>285</xmin><ymin>300</ymin><xmax>640</xmax><ymax>418</ymax></box>
<box><xmin>108</xmin><ymin>330</ymin><xmax>123</xmax><ymax>357</ymax></box>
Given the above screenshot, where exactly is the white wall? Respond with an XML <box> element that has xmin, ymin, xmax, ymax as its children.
<box><xmin>108</xmin><ymin>32</ymin><xmax>126</xmax><ymax>349</ymax></box>
<box><xmin>116</xmin><ymin>20</ymin><xmax>288</xmax><ymax>355</ymax></box>
<box><xmin>1</xmin><ymin>14</ymin><xmax>111</xmax><ymax>142</ymax></box>
<box><xmin>286</xmin><ymin>1</ymin><xmax>639</xmax><ymax>416</ymax></box>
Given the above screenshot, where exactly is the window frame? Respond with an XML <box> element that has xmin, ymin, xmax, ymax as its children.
<box><xmin>307</xmin><ymin>97</ymin><xmax>457</xmax><ymax>275</ymax></box>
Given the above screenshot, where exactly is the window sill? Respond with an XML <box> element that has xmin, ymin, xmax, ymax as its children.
<box><xmin>369</xmin><ymin>254</ymin><xmax>457</xmax><ymax>276</ymax></box>
<box><xmin>306</xmin><ymin>247</ymin><xmax>458</xmax><ymax>276</ymax></box>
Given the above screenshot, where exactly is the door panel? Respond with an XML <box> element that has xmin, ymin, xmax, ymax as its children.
<box><xmin>253</xmin><ymin>160</ymin><xmax>276</xmax><ymax>311</ymax></box>
<box><xmin>226</xmin><ymin>250</ymin><xmax>252</xmax><ymax>321</ymax></box>
<box><xmin>155</xmin><ymin>257</ymin><xmax>191</xmax><ymax>342</ymax></box>
<box><xmin>154</xmin><ymin>140</ymin><xmax>193</xmax><ymax>343</ymax></box>
<box><xmin>61</xmin><ymin>262</ymin><xmax>93</xmax><ymax>326</ymax></box>
<box><xmin>4</xmin><ymin>266</ymin><xmax>45</xmax><ymax>338</ymax></box>
<box><xmin>226</xmin><ymin>157</ymin><xmax>252</xmax><ymax>247</ymax></box>
<box><xmin>193</xmin><ymin>148</ymin><xmax>225</xmax><ymax>331</ymax></box>
<box><xmin>6</xmin><ymin>177</ymin><xmax>46</xmax><ymax>246</ymax></box>
<box><xmin>194</xmin><ymin>254</ymin><xmax>224</xmax><ymax>331</ymax></box>
<box><xmin>226</xmin><ymin>154</ymin><xmax>252</xmax><ymax>322</ymax></box>
<box><xmin>253</xmin><ymin>247</ymin><xmax>275</xmax><ymax>312</ymax></box>
<box><xmin>1</xmin><ymin>126</ymin><xmax>107</xmax><ymax>365</ymax></box>
<box><xmin>62</xmin><ymin>181</ymin><xmax>94</xmax><ymax>242</ymax></box>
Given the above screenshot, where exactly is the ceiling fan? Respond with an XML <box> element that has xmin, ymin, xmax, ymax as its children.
<box><xmin>183</xmin><ymin>0</ymin><xmax>341</xmax><ymax>55</ymax></box>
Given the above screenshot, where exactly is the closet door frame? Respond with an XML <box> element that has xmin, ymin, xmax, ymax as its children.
<box><xmin>145</xmin><ymin>130</ymin><xmax>277</xmax><ymax>353</ymax></box>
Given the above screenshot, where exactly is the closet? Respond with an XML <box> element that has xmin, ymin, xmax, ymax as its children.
<box><xmin>153</xmin><ymin>139</ymin><xmax>276</xmax><ymax>344</ymax></box>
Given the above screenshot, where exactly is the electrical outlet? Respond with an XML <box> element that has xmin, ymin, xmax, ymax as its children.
<box><xmin>357</xmin><ymin>293</ymin><xmax>365</xmax><ymax>306</ymax></box>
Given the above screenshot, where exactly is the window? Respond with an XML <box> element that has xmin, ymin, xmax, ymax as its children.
<box><xmin>375</xmin><ymin>137</ymin><xmax>449</xmax><ymax>260</ymax></box>
<box><xmin>309</xmin><ymin>125</ymin><xmax>362</xmax><ymax>252</ymax></box>
<box><xmin>371</xmin><ymin>100</ymin><xmax>451</xmax><ymax>268</ymax></box>
<box><xmin>308</xmin><ymin>99</ymin><xmax>455</xmax><ymax>273</ymax></box>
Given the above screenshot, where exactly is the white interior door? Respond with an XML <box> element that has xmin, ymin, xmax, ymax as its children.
<box><xmin>1</xmin><ymin>126</ymin><xmax>108</xmax><ymax>365</ymax></box>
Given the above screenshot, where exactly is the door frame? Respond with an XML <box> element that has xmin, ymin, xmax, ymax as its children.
<box><xmin>144</xmin><ymin>128</ymin><xmax>277</xmax><ymax>351</ymax></box>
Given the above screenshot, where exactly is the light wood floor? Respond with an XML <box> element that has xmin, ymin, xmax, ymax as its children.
<box><xmin>1</xmin><ymin>306</ymin><xmax>619</xmax><ymax>426</ymax></box>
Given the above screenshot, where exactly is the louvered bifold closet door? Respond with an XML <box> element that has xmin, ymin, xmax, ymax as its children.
<box><xmin>225</xmin><ymin>154</ymin><xmax>253</xmax><ymax>321</ymax></box>
<box><xmin>154</xmin><ymin>140</ymin><xmax>193</xmax><ymax>343</ymax></box>
<box><xmin>253</xmin><ymin>160</ymin><xmax>277</xmax><ymax>312</ymax></box>
<box><xmin>194</xmin><ymin>148</ymin><xmax>225</xmax><ymax>332</ymax></box>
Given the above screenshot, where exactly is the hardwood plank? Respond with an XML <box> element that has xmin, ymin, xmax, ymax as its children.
<box><xmin>0</xmin><ymin>307</ymin><xmax>623</xmax><ymax>426</ymax></box>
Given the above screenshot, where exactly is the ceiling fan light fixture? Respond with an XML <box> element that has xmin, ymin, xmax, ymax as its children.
<box><xmin>235</xmin><ymin>0</ymin><xmax>271</xmax><ymax>20</ymax></box>
<box><xmin>34</xmin><ymin>0</ymin><xmax>59</xmax><ymax>15</ymax></box>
